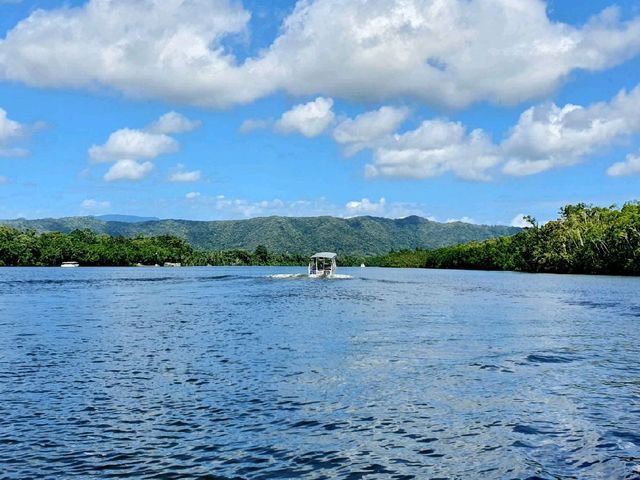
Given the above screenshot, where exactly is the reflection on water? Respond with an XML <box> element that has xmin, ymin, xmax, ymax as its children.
<box><xmin>0</xmin><ymin>266</ymin><xmax>639</xmax><ymax>479</ymax></box>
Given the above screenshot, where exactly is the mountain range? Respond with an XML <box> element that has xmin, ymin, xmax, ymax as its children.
<box><xmin>0</xmin><ymin>215</ymin><xmax>520</xmax><ymax>256</ymax></box>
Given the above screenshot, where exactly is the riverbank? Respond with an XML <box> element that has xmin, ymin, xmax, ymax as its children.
<box><xmin>370</xmin><ymin>203</ymin><xmax>640</xmax><ymax>276</ymax></box>
<box><xmin>2</xmin><ymin>202</ymin><xmax>639</xmax><ymax>275</ymax></box>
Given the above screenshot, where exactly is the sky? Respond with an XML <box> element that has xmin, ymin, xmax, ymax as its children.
<box><xmin>0</xmin><ymin>0</ymin><xmax>639</xmax><ymax>225</ymax></box>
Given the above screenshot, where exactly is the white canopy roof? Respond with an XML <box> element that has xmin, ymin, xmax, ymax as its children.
<box><xmin>311</xmin><ymin>252</ymin><xmax>337</xmax><ymax>259</ymax></box>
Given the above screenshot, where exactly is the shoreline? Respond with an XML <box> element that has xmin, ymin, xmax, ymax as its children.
<box><xmin>2</xmin><ymin>264</ymin><xmax>639</xmax><ymax>278</ymax></box>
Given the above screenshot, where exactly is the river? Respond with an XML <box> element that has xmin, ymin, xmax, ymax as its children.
<box><xmin>0</xmin><ymin>266</ymin><xmax>639</xmax><ymax>478</ymax></box>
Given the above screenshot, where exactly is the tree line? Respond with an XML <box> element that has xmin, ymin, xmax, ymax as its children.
<box><xmin>370</xmin><ymin>202</ymin><xmax>640</xmax><ymax>275</ymax></box>
<box><xmin>0</xmin><ymin>228</ymin><xmax>194</xmax><ymax>266</ymax></box>
<box><xmin>0</xmin><ymin>226</ymin><xmax>367</xmax><ymax>267</ymax></box>
<box><xmin>1</xmin><ymin>202</ymin><xmax>638</xmax><ymax>274</ymax></box>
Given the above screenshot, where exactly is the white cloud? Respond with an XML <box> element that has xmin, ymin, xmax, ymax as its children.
<box><xmin>104</xmin><ymin>160</ymin><xmax>153</xmax><ymax>182</ymax></box>
<box><xmin>365</xmin><ymin>119</ymin><xmax>500</xmax><ymax>181</ymax></box>
<box><xmin>89</xmin><ymin>129</ymin><xmax>178</xmax><ymax>163</ymax></box>
<box><xmin>345</xmin><ymin>197</ymin><xmax>386</xmax><ymax>216</ymax></box>
<box><xmin>501</xmin><ymin>85</ymin><xmax>640</xmax><ymax>175</ymax></box>
<box><xmin>607</xmin><ymin>153</ymin><xmax>640</xmax><ymax>177</ymax></box>
<box><xmin>239</xmin><ymin>118</ymin><xmax>272</xmax><ymax>134</ymax></box>
<box><xmin>81</xmin><ymin>198</ymin><xmax>111</xmax><ymax>212</ymax></box>
<box><xmin>2</xmin><ymin>1</ymin><xmax>639</xmax><ymax>109</ymax></box>
<box><xmin>193</xmin><ymin>195</ymin><xmax>288</xmax><ymax>218</ymax></box>
<box><xmin>0</xmin><ymin>107</ymin><xmax>24</xmax><ymax>142</ymax></box>
<box><xmin>275</xmin><ymin>97</ymin><xmax>335</xmax><ymax>137</ymax></box>
<box><xmin>266</xmin><ymin>2</ymin><xmax>640</xmax><ymax>108</ymax></box>
<box><xmin>445</xmin><ymin>216</ymin><xmax>476</xmax><ymax>224</ymax></box>
<box><xmin>247</xmin><ymin>102</ymin><xmax>405</xmax><ymax>143</ymax></box>
<box><xmin>168</xmin><ymin>164</ymin><xmax>201</xmax><ymax>182</ymax></box>
<box><xmin>147</xmin><ymin>111</ymin><xmax>201</xmax><ymax>135</ymax></box>
<box><xmin>0</xmin><ymin>146</ymin><xmax>29</xmax><ymax>157</ymax></box>
<box><xmin>333</xmin><ymin>106</ymin><xmax>409</xmax><ymax>156</ymax></box>
<box><xmin>169</xmin><ymin>171</ymin><xmax>201</xmax><ymax>182</ymax></box>
<box><xmin>183</xmin><ymin>193</ymin><xmax>434</xmax><ymax>219</ymax></box>
<box><xmin>335</xmin><ymin>84</ymin><xmax>640</xmax><ymax>181</ymax></box>
<box><xmin>0</xmin><ymin>107</ymin><xmax>34</xmax><ymax>157</ymax></box>
<box><xmin>0</xmin><ymin>0</ymin><xmax>262</xmax><ymax>108</ymax></box>
<box><xmin>89</xmin><ymin>112</ymin><xmax>199</xmax><ymax>182</ymax></box>
<box><xmin>510</xmin><ymin>214</ymin><xmax>531</xmax><ymax>228</ymax></box>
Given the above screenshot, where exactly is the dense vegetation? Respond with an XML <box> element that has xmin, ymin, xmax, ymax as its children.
<box><xmin>3</xmin><ymin>203</ymin><xmax>637</xmax><ymax>274</ymax></box>
<box><xmin>0</xmin><ymin>226</ymin><xmax>366</xmax><ymax>267</ymax></box>
<box><xmin>372</xmin><ymin>203</ymin><xmax>640</xmax><ymax>275</ymax></box>
<box><xmin>1</xmin><ymin>214</ymin><xmax>519</xmax><ymax>256</ymax></box>
<box><xmin>0</xmin><ymin>228</ymin><xmax>194</xmax><ymax>266</ymax></box>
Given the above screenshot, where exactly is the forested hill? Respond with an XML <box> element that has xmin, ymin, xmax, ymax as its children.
<box><xmin>0</xmin><ymin>215</ymin><xmax>519</xmax><ymax>256</ymax></box>
<box><xmin>373</xmin><ymin>203</ymin><xmax>640</xmax><ymax>275</ymax></box>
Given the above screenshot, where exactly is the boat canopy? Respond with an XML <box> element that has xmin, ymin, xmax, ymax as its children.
<box><xmin>311</xmin><ymin>252</ymin><xmax>337</xmax><ymax>259</ymax></box>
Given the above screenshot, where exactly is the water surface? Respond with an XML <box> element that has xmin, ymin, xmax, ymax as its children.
<box><xmin>0</xmin><ymin>267</ymin><xmax>639</xmax><ymax>479</ymax></box>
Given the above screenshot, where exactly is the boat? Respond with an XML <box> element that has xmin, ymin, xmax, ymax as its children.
<box><xmin>163</xmin><ymin>262</ymin><xmax>182</xmax><ymax>267</ymax></box>
<box><xmin>360</xmin><ymin>263</ymin><xmax>366</xmax><ymax>268</ymax></box>
<box><xmin>60</xmin><ymin>261</ymin><xmax>79</xmax><ymax>268</ymax></box>
<box><xmin>308</xmin><ymin>252</ymin><xmax>337</xmax><ymax>278</ymax></box>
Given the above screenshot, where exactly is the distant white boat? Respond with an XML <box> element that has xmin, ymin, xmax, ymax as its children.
<box><xmin>308</xmin><ymin>252</ymin><xmax>337</xmax><ymax>278</ymax></box>
<box><xmin>360</xmin><ymin>263</ymin><xmax>366</xmax><ymax>268</ymax></box>
<box><xmin>163</xmin><ymin>262</ymin><xmax>182</xmax><ymax>267</ymax></box>
<box><xmin>60</xmin><ymin>261</ymin><xmax>79</xmax><ymax>268</ymax></box>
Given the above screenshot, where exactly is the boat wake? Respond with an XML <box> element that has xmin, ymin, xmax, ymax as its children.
<box><xmin>267</xmin><ymin>273</ymin><xmax>352</xmax><ymax>280</ymax></box>
<box><xmin>267</xmin><ymin>273</ymin><xmax>308</xmax><ymax>279</ymax></box>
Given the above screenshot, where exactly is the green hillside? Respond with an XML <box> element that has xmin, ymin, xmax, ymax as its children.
<box><xmin>372</xmin><ymin>203</ymin><xmax>640</xmax><ymax>275</ymax></box>
<box><xmin>0</xmin><ymin>215</ymin><xmax>520</xmax><ymax>256</ymax></box>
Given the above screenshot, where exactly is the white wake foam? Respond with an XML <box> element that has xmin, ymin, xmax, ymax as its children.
<box><xmin>267</xmin><ymin>273</ymin><xmax>352</xmax><ymax>280</ymax></box>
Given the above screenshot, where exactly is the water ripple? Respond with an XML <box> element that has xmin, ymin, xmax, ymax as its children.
<box><xmin>0</xmin><ymin>266</ymin><xmax>639</xmax><ymax>478</ymax></box>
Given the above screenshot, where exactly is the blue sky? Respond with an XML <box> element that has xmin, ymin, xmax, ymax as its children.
<box><xmin>0</xmin><ymin>0</ymin><xmax>639</xmax><ymax>225</ymax></box>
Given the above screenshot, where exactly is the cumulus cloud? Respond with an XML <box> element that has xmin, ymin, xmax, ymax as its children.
<box><xmin>182</xmin><ymin>193</ymin><xmax>433</xmax><ymax>219</ymax></box>
<box><xmin>81</xmin><ymin>198</ymin><xmax>111</xmax><ymax>212</ymax></box>
<box><xmin>243</xmin><ymin>97</ymin><xmax>338</xmax><ymax>137</ymax></box>
<box><xmin>333</xmin><ymin>84</ymin><xmax>640</xmax><ymax>181</ymax></box>
<box><xmin>274</xmin><ymin>97</ymin><xmax>335</xmax><ymax>137</ymax></box>
<box><xmin>0</xmin><ymin>107</ymin><xmax>35</xmax><ymax>157</ymax></box>
<box><xmin>104</xmin><ymin>160</ymin><xmax>153</xmax><ymax>182</ymax></box>
<box><xmin>147</xmin><ymin>111</ymin><xmax>201</xmax><ymax>135</ymax></box>
<box><xmin>89</xmin><ymin>129</ymin><xmax>178</xmax><ymax>163</ymax></box>
<box><xmin>267</xmin><ymin>1</ymin><xmax>640</xmax><ymax>108</ymax></box>
<box><xmin>510</xmin><ymin>214</ymin><xmax>531</xmax><ymax>228</ymax></box>
<box><xmin>0</xmin><ymin>0</ymin><xmax>264</xmax><ymax>107</ymax></box>
<box><xmin>168</xmin><ymin>164</ymin><xmax>201</xmax><ymax>182</ymax></box>
<box><xmin>445</xmin><ymin>216</ymin><xmax>476</xmax><ymax>224</ymax></box>
<box><xmin>607</xmin><ymin>153</ymin><xmax>640</xmax><ymax>177</ymax></box>
<box><xmin>189</xmin><ymin>194</ymin><xmax>288</xmax><ymax>218</ymax></box>
<box><xmin>501</xmin><ymin>85</ymin><xmax>640</xmax><ymax>176</ymax></box>
<box><xmin>1</xmin><ymin>1</ymin><xmax>639</xmax><ymax>109</ymax></box>
<box><xmin>89</xmin><ymin>112</ymin><xmax>200</xmax><ymax>182</ymax></box>
<box><xmin>170</xmin><ymin>171</ymin><xmax>201</xmax><ymax>182</ymax></box>
<box><xmin>0</xmin><ymin>108</ymin><xmax>24</xmax><ymax>142</ymax></box>
<box><xmin>345</xmin><ymin>197</ymin><xmax>386</xmax><ymax>216</ymax></box>
<box><xmin>239</xmin><ymin>118</ymin><xmax>272</xmax><ymax>134</ymax></box>
<box><xmin>365</xmin><ymin>119</ymin><xmax>500</xmax><ymax>181</ymax></box>
<box><xmin>333</xmin><ymin>106</ymin><xmax>409</xmax><ymax>156</ymax></box>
